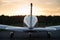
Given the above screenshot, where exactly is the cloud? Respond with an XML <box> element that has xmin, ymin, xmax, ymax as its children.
<box><xmin>36</xmin><ymin>0</ymin><xmax>60</xmax><ymax>8</ymax></box>
<box><xmin>0</xmin><ymin>0</ymin><xmax>60</xmax><ymax>16</ymax></box>
<box><xmin>0</xmin><ymin>0</ymin><xmax>3</xmax><ymax>5</ymax></box>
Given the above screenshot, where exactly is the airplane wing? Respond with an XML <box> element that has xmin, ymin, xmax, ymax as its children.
<box><xmin>0</xmin><ymin>24</ymin><xmax>29</xmax><ymax>32</ymax></box>
<box><xmin>33</xmin><ymin>25</ymin><xmax>60</xmax><ymax>31</ymax></box>
<box><xmin>34</xmin><ymin>27</ymin><xmax>56</xmax><ymax>31</ymax></box>
<box><xmin>0</xmin><ymin>24</ymin><xmax>60</xmax><ymax>32</ymax></box>
<box><xmin>45</xmin><ymin>25</ymin><xmax>60</xmax><ymax>30</ymax></box>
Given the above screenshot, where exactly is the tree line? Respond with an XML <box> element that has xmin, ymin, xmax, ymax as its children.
<box><xmin>0</xmin><ymin>15</ymin><xmax>60</xmax><ymax>27</ymax></box>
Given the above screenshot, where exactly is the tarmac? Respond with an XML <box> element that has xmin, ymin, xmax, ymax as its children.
<box><xmin>0</xmin><ymin>31</ymin><xmax>60</xmax><ymax>40</ymax></box>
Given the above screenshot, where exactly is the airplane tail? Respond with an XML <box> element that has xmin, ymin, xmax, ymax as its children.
<box><xmin>24</xmin><ymin>3</ymin><xmax>38</xmax><ymax>28</ymax></box>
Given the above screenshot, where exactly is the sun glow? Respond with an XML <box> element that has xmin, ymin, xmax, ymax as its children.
<box><xmin>13</xmin><ymin>4</ymin><xmax>44</xmax><ymax>16</ymax></box>
<box><xmin>0</xmin><ymin>4</ymin><xmax>44</xmax><ymax>16</ymax></box>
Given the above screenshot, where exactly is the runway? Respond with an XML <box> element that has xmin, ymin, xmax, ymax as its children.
<box><xmin>0</xmin><ymin>31</ymin><xmax>60</xmax><ymax>40</ymax></box>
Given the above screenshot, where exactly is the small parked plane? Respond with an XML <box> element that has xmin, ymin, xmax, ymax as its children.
<box><xmin>0</xmin><ymin>3</ymin><xmax>59</xmax><ymax>32</ymax></box>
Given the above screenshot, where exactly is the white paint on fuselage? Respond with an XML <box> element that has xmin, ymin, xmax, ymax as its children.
<box><xmin>24</xmin><ymin>16</ymin><xmax>38</xmax><ymax>28</ymax></box>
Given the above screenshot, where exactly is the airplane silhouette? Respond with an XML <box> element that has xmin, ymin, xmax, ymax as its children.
<box><xmin>0</xmin><ymin>3</ymin><xmax>59</xmax><ymax>33</ymax></box>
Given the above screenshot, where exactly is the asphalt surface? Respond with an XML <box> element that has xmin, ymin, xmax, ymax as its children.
<box><xmin>0</xmin><ymin>31</ymin><xmax>60</xmax><ymax>40</ymax></box>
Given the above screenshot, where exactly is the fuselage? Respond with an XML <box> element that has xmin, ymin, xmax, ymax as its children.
<box><xmin>24</xmin><ymin>15</ymin><xmax>38</xmax><ymax>29</ymax></box>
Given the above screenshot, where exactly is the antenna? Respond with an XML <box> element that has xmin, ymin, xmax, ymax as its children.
<box><xmin>30</xmin><ymin>3</ymin><xmax>33</xmax><ymax>29</ymax></box>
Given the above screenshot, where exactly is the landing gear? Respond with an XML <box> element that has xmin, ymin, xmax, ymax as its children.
<box><xmin>29</xmin><ymin>32</ymin><xmax>32</xmax><ymax>40</ymax></box>
<box><xmin>48</xmin><ymin>32</ymin><xmax>51</xmax><ymax>40</ymax></box>
<box><xmin>10</xmin><ymin>31</ymin><xmax>14</xmax><ymax>38</ymax></box>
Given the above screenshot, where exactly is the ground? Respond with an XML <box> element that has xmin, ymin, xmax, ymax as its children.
<box><xmin>0</xmin><ymin>31</ymin><xmax>60</xmax><ymax>40</ymax></box>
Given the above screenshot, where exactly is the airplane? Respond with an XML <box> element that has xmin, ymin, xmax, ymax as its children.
<box><xmin>0</xmin><ymin>3</ymin><xmax>59</xmax><ymax>33</ymax></box>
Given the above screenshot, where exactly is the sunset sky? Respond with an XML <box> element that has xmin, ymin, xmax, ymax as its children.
<box><xmin>0</xmin><ymin>0</ymin><xmax>60</xmax><ymax>16</ymax></box>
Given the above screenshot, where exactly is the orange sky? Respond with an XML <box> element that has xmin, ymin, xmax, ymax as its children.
<box><xmin>0</xmin><ymin>0</ymin><xmax>60</xmax><ymax>16</ymax></box>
